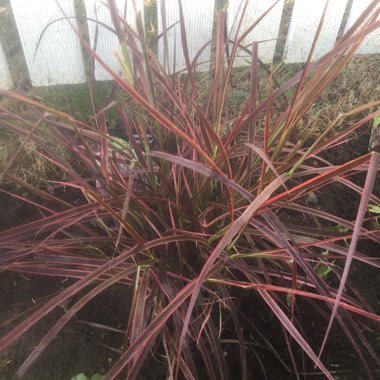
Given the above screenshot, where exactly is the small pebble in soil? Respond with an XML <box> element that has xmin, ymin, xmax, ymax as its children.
<box><xmin>305</xmin><ymin>191</ymin><xmax>318</xmax><ymax>206</ymax></box>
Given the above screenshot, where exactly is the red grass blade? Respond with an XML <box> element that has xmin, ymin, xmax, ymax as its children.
<box><xmin>176</xmin><ymin>176</ymin><xmax>286</xmax><ymax>377</ymax></box>
<box><xmin>0</xmin><ymin>235</ymin><xmax>205</xmax><ymax>353</ymax></box>
<box><xmin>317</xmin><ymin>152</ymin><xmax>380</xmax><ymax>363</ymax></box>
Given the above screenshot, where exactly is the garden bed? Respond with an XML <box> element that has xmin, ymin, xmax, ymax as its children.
<box><xmin>0</xmin><ymin>4</ymin><xmax>380</xmax><ymax>379</ymax></box>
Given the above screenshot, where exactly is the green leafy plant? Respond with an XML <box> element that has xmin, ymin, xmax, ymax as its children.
<box><xmin>370</xmin><ymin>112</ymin><xmax>380</xmax><ymax>151</ymax></box>
<box><xmin>368</xmin><ymin>204</ymin><xmax>380</xmax><ymax>228</ymax></box>
<box><xmin>0</xmin><ymin>0</ymin><xmax>380</xmax><ymax>379</ymax></box>
<box><xmin>71</xmin><ymin>374</ymin><xmax>103</xmax><ymax>380</ymax></box>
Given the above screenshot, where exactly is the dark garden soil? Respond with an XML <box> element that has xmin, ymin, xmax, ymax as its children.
<box><xmin>0</xmin><ymin>254</ymin><xmax>136</xmax><ymax>378</ymax></box>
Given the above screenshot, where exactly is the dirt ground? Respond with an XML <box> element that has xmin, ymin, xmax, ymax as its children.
<box><xmin>0</xmin><ymin>274</ymin><xmax>126</xmax><ymax>379</ymax></box>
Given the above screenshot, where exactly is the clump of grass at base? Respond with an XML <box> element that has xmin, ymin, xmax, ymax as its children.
<box><xmin>0</xmin><ymin>130</ymin><xmax>66</xmax><ymax>190</ymax></box>
<box><xmin>0</xmin><ymin>1</ymin><xmax>380</xmax><ymax>379</ymax></box>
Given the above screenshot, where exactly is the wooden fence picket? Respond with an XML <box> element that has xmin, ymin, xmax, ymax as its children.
<box><xmin>0</xmin><ymin>41</ymin><xmax>12</xmax><ymax>90</ymax></box>
<box><xmin>283</xmin><ymin>0</ymin><xmax>348</xmax><ymax>63</ymax></box>
<box><xmin>157</xmin><ymin>0</ymin><xmax>215</xmax><ymax>73</ymax></box>
<box><xmin>345</xmin><ymin>0</ymin><xmax>380</xmax><ymax>55</ymax></box>
<box><xmin>227</xmin><ymin>0</ymin><xmax>285</xmax><ymax>65</ymax></box>
<box><xmin>10</xmin><ymin>0</ymin><xmax>86</xmax><ymax>86</ymax></box>
<box><xmin>84</xmin><ymin>0</ymin><xmax>144</xmax><ymax>81</ymax></box>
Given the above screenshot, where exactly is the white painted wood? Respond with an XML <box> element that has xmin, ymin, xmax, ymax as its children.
<box><xmin>283</xmin><ymin>0</ymin><xmax>348</xmax><ymax>63</ymax></box>
<box><xmin>10</xmin><ymin>0</ymin><xmax>86</xmax><ymax>86</ymax></box>
<box><xmin>0</xmin><ymin>41</ymin><xmax>13</xmax><ymax>90</ymax></box>
<box><xmin>228</xmin><ymin>0</ymin><xmax>285</xmax><ymax>66</ymax></box>
<box><xmin>345</xmin><ymin>0</ymin><xmax>380</xmax><ymax>55</ymax></box>
<box><xmin>3</xmin><ymin>0</ymin><xmax>379</xmax><ymax>86</ymax></box>
<box><xmin>157</xmin><ymin>0</ymin><xmax>215</xmax><ymax>73</ymax></box>
<box><xmin>84</xmin><ymin>0</ymin><xmax>144</xmax><ymax>81</ymax></box>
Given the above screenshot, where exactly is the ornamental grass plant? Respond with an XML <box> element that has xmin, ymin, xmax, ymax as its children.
<box><xmin>0</xmin><ymin>1</ymin><xmax>380</xmax><ymax>378</ymax></box>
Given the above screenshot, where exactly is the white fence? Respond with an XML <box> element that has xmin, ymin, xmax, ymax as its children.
<box><xmin>0</xmin><ymin>0</ymin><xmax>379</xmax><ymax>89</ymax></box>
